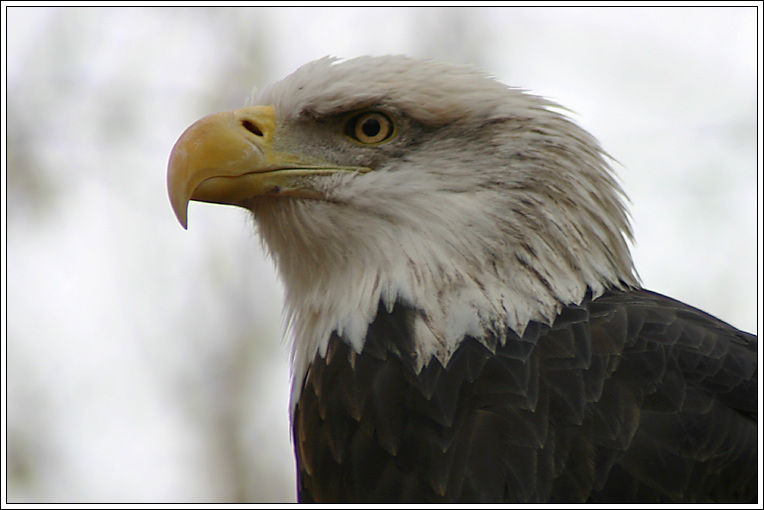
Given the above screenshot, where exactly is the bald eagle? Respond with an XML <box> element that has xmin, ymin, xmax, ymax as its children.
<box><xmin>167</xmin><ymin>56</ymin><xmax>757</xmax><ymax>503</ymax></box>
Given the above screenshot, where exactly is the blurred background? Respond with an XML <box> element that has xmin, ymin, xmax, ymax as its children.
<box><xmin>5</xmin><ymin>6</ymin><xmax>759</xmax><ymax>503</ymax></box>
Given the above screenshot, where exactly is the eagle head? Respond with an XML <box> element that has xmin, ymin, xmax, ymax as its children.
<box><xmin>168</xmin><ymin>56</ymin><xmax>638</xmax><ymax>396</ymax></box>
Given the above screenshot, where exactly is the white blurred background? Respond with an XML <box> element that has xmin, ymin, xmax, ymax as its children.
<box><xmin>5</xmin><ymin>6</ymin><xmax>759</xmax><ymax>503</ymax></box>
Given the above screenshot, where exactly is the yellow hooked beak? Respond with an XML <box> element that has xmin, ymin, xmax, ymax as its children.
<box><xmin>167</xmin><ymin>105</ymin><xmax>368</xmax><ymax>228</ymax></box>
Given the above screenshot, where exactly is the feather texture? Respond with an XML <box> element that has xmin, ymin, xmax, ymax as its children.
<box><xmin>294</xmin><ymin>289</ymin><xmax>757</xmax><ymax>503</ymax></box>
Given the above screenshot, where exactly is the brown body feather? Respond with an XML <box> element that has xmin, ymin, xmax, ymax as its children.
<box><xmin>294</xmin><ymin>288</ymin><xmax>757</xmax><ymax>503</ymax></box>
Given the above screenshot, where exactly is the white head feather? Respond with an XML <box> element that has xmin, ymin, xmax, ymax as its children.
<box><xmin>246</xmin><ymin>56</ymin><xmax>639</xmax><ymax>405</ymax></box>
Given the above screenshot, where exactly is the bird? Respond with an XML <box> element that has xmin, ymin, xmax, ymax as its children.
<box><xmin>167</xmin><ymin>56</ymin><xmax>758</xmax><ymax>503</ymax></box>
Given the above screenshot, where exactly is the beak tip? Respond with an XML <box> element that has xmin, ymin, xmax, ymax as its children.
<box><xmin>168</xmin><ymin>163</ymin><xmax>190</xmax><ymax>230</ymax></box>
<box><xmin>175</xmin><ymin>207</ymin><xmax>189</xmax><ymax>230</ymax></box>
<box><xmin>169</xmin><ymin>195</ymin><xmax>189</xmax><ymax>230</ymax></box>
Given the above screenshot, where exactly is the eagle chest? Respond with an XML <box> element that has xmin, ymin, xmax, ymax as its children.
<box><xmin>292</xmin><ymin>299</ymin><xmax>608</xmax><ymax>503</ymax></box>
<box><xmin>291</xmin><ymin>292</ymin><xmax>757</xmax><ymax>503</ymax></box>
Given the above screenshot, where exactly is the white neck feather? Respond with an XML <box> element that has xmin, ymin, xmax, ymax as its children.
<box><xmin>252</xmin><ymin>146</ymin><xmax>638</xmax><ymax>407</ymax></box>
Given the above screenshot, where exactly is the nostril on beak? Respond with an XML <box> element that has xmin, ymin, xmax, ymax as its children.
<box><xmin>242</xmin><ymin>120</ymin><xmax>264</xmax><ymax>137</ymax></box>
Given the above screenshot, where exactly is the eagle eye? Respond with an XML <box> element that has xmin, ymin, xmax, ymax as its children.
<box><xmin>347</xmin><ymin>111</ymin><xmax>395</xmax><ymax>144</ymax></box>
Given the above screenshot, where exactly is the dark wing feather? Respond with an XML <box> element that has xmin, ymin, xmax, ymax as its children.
<box><xmin>294</xmin><ymin>288</ymin><xmax>757</xmax><ymax>503</ymax></box>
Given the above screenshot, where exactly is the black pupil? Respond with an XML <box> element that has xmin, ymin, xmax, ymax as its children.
<box><xmin>362</xmin><ymin>117</ymin><xmax>382</xmax><ymax>137</ymax></box>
